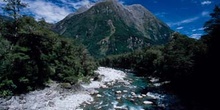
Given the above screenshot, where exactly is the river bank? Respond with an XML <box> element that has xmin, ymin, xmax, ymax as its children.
<box><xmin>0</xmin><ymin>67</ymin><xmax>185</xmax><ymax>110</ymax></box>
<box><xmin>0</xmin><ymin>67</ymin><xmax>127</xmax><ymax>110</ymax></box>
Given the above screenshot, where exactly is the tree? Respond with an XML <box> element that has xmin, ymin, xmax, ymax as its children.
<box><xmin>193</xmin><ymin>5</ymin><xmax>220</xmax><ymax>109</ymax></box>
<box><xmin>0</xmin><ymin>35</ymin><xmax>16</xmax><ymax>96</ymax></box>
<box><xmin>2</xmin><ymin>0</ymin><xmax>27</xmax><ymax>36</ymax></box>
<box><xmin>202</xmin><ymin>5</ymin><xmax>220</xmax><ymax>51</ymax></box>
<box><xmin>2</xmin><ymin>0</ymin><xmax>27</xmax><ymax>21</ymax></box>
<box><xmin>0</xmin><ymin>15</ymin><xmax>98</xmax><ymax>96</ymax></box>
<box><xmin>204</xmin><ymin>5</ymin><xmax>220</xmax><ymax>34</ymax></box>
<box><xmin>0</xmin><ymin>18</ymin><xmax>4</xmax><ymax>36</ymax></box>
<box><xmin>201</xmin><ymin>5</ymin><xmax>220</xmax><ymax>73</ymax></box>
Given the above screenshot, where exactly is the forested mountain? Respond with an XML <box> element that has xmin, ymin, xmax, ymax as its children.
<box><xmin>1</xmin><ymin>0</ymin><xmax>220</xmax><ymax>109</ymax></box>
<box><xmin>54</xmin><ymin>0</ymin><xmax>172</xmax><ymax>57</ymax></box>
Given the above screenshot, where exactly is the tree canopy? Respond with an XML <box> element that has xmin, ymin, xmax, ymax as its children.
<box><xmin>0</xmin><ymin>16</ymin><xmax>97</xmax><ymax>96</ymax></box>
<box><xmin>99</xmin><ymin>5</ymin><xmax>220</xmax><ymax>110</ymax></box>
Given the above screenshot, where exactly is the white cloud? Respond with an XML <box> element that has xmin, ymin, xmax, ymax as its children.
<box><xmin>192</xmin><ymin>29</ymin><xmax>197</xmax><ymax>32</ymax></box>
<box><xmin>1</xmin><ymin>0</ymin><xmax>125</xmax><ymax>22</ymax></box>
<box><xmin>190</xmin><ymin>33</ymin><xmax>202</xmax><ymax>39</ymax></box>
<box><xmin>179</xmin><ymin>17</ymin><xmax>199</xmax><ymax>24</ymax></box>
<box><xmin>176</xmin><ymin>26</ymin><xmax>184</xmax><ymax>30</ymax></box>
<box><xmin>155</xmin><ymin>12</ymin><xmax>167</xmax><ymax>18</ymax></box>
<box><xmin>21</xmin><ymin>0</ymin><xmax>103</xmax><ymax>23</ymax></box>
<box><xmin>23</xmin><ymin>0</ymin><xmax>72</xmax><ymax>23</ymax></box>
<box><xmin>61</xmin><ymin>0</ymin><xmax>93</xmax><ymax>9</ymax></box>
<box><xmin>202</xmin><ymin>11</ymin><xmax>209</xmax><ymax>17</ymax></box>
<box><xmin>169</xmin><ymin>17</ymin><xmax>199</xmax><ymax>26</ymax></box>
<box><xmin>20</xmin><ymin>0</ymin><xmax>110</xmax><ymax>23</ymax></box>
<box><xmin>198</xmin><ymin>27</ymin><xmax>204</xmax><ymax>31</ymax></box>
<box><xmin>192</xmin><ymin>27</ymin><xmax>204</xmax><ymax>32</ymax></box>
<box><xmin>201</xmin><ymin>1</ymin><xmax>212</xmax><ymax>5</ymax></box>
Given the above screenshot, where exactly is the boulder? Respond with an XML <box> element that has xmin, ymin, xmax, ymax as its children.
<box><xmin>116</xmin><ymin>97</ymin><xmax>121</xmax><ymax>100</ymax></box>
<box><xmin>89</xmin><ymin>90</ymin><xmax>99</xmax><ymax>95</ymax></box>
<box><xmin>130</xmin><ymin>98</ymin><xmax>135</xmax><ymax>102</ymax></box>
<box><xmin>116</xmin><ymin>91</ymin><xmax>122</xmax><ymax>94</ymax></box>
<box><xmin>60</xmin><ymin>83</ymin><xmax>72</xmax><ymax>89</ymax></box>
<box><xmin>19</xmin><ymin>99</ymin><xmax>26</xmax><ymax>104</ymax></box>
<box><xmin>101</xmin><ymin>85</ymin><xmax>108</xmax><ymax>88</ymax></box>
<box><xmin>48</xmin><ymin>101</ymin><xmax>55</xmax><ymax>107</ymax></box>
<box><xmin>123</xmin><ymin>90</ymin><xmax>128</xmax><ymax>93</ymax></box>
<box><xmin>96</xmin><ymin>94</ymin><xmax>102</xmax><ymax>97</ymax></box>
<box><xmin>107</xmin><ymin>82</ymin><xmax>112</xmax><ymax>86</ymax></box>
<box><xmin>142</xmin><ymin>94</ymin><xmax>146</xmax><ymax>97</ymax></box>
<box><xmin>131</xmin><ymin>92</ymin><xmax>136</xmax><ymax>96</ymax></box>
<box><xmin>150</xmin><ymin>78</ymin><xmax>159</xmax><ymax>83</ymax></box>
<box><xmin>138</xmin><ymin>95</ymin><xmax>143</xmax><ymax>99</ymax></box>
<box><xmin>143</xmin><ymin>101</ymin><xmax>153</xmax><ymax>105</ymax></box>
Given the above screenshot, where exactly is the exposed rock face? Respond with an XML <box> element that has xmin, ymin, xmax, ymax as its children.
<box><xmin>54</xmin><ymin>0</ymin><xmax>172</xmax><ymax>57</ymax></box>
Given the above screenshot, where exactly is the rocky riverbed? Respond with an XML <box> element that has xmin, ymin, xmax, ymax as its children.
<box><xmin>0</xmin><ymin>67</ymin><xmax>129</xmax><ymax>110</ymax></box>
<box><xmin>0</xmin><ymin>67</ymin><xmax>185</xmax><ymax>110</ymax></box>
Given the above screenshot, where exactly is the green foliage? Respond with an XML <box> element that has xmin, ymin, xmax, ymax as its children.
<box><xmin>99</xmin><ymin>45</ymin><xmax>164</xmax><ymax>77</ymax></box>
<box><xmin>0</xmin><ymin>17</ymin><xmax>14</xmax><ymax>38</ymax></box>
<box><xmin>50</xmin><ymin>38</ymin><xmax>97</xmax><ymax>84</ymax></box>
<box><xmin>100</xmin><ymin>6</ymin><xmax>220</xmax><ymax>109</ymax></box>
<box><xmin>161</xmin><ymin>33</ymin><xmax>198</xmax><ymax>80</ymax></box>
<box><xmin>204</xmin><ymin>5</ymin><xmax>220</xmax><ymax>34</ymax></box>
<box><xmin>0</xmin><ymin>16</ymin><xmax>97</xmax><ymax>97</ymax></box>
<box><xmin>54</xmin><ymin>1</ymin><xmax>172</xmax><ymax>58</ymax></box>
<box><xmin>2</xmin><ymin>0</ymin><xmax>27</xmax><ymax>37</ymax></box>
<box><xmin>0</xmin><ymin>35</ymin><xmax>15</xmax><ymax>96</ymax></box>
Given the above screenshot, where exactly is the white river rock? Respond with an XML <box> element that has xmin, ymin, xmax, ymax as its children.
<box><xmin>0</xmin><ymin>67</ymin><xmax>127</xmax><ymax>110</ymax></box>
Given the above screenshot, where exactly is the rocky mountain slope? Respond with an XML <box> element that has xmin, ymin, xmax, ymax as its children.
<box><xmin>54</xmin><ymin>0</ymin><xmax>172</xmax><ymax>57</ymax></box>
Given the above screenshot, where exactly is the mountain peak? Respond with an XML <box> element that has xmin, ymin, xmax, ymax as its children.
<box><xmin>54</xmin><ymin>1</ymin><xmax>172</xmax><ymax>57</ymax></box>
<box><xmin>102</xmin><ymin>0</ymin><xmax>118</xmax><ymax>3</ymax></box>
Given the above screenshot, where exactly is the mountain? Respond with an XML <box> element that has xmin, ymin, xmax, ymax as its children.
<box><xmin>54</xmin><ymin>0</ymin><xmax>173</xmax><ymax>57</ymax></box>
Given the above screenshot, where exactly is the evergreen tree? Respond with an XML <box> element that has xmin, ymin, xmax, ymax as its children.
<box><xmin>203</xmin><ymin>5</ymin><xmax>220</xmax><ymax>56</ymax></box>
<box><xmin>2</xmin><ymin>0</ymin><xmax>27</xmax><ymax>37</ymax></box>
<box><xmin>0</xmin><ymin>16</ymin><xmax>97</xmax><ymax>96</ymax></box>
<box><xmin>204</xmin><ymin>5</ymin><xmax>220</xmax><ymax>34</ymax></box>
<box><xmin>201</xmin><ymin>5</ymin><xmax>220</xmax><ymax>80</ymax></box>
<box><xmin>198</xmin><ymin>5</ymin><xmax>220</xmax><ymax>108</ymax></box>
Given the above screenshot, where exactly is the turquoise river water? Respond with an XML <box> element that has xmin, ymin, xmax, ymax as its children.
<box><xmin>80</xmin><ymin>71</ymin><xmax>185</xmax><ymax>110</ymax></box>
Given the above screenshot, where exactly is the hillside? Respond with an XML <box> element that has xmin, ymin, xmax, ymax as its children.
<box><xmin>54</xmin><ymin>0</ymin><xmax>172</xmax><ymax>57</ymax></box>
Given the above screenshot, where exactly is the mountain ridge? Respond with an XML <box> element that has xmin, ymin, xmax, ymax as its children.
<box><xmin>54</xmin><ymin>0</ymin><xmax>173</xmax><ymax>57</ymax></box>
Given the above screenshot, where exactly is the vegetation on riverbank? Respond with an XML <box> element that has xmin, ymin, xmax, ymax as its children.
<box><xmin>99</xmin><ymin>5</ymin><xmax>220</xmax><ymax>109</ymax></box>
<box><xmin>0</xmin><ymin>1</ymin><xmax>97</xmax><ymax>96</ymax></box>
<box><xmin>0</xmin><ymin>1</ymin><xmax>219</xmax><ymax>110</ymax></box>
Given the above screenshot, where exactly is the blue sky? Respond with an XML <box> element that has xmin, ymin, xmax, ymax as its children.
<box><xmin>0</xmin><ymin>0</ymin><xmax>219</xmax><ymax>38</ymax></box>
<box><xmin>125</xmin><ymin>0</ymin><xmax>219</xmax><ymax>39</ymax></box>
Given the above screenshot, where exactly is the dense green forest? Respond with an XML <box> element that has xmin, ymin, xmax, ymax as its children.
<box><xmin>99</xmin><ymin>5</ymin><xmax>220</xmax><ymax>109</ymax></box>
<box><xmin>1</xmin><ymin>1</ymin><xmax>219</xmax><ymax>109</ymax></box>
<box><xmin>0</xmin><ymin>0</ymin><xmax>97</xmax><ymax>96</ymax></box>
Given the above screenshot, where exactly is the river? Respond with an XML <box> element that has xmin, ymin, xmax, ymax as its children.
<box><xmin>81</xmin><ymin>69</ymin><xmax>186</xmax><ymax>110</ymax></box>
<box><xmin>0</xmin><ymin>67</ymin><xmax>186</xmax><ymax>110</ymax></box>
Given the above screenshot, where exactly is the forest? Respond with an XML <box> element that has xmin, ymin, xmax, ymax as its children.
<box><xmin>99</xmin><ymin>6</ymin><xmax>220</xmax><ymax>109</ymax></box>
<box><xmin>0</xmin><ymin>0</ymin><xmax>219</xmax><ymax>109</ymax></box>
<box><xmin>0</xmin><ymin>0</ymin><xmax>97</xmax><ymax>96</ymax></box>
